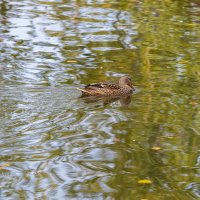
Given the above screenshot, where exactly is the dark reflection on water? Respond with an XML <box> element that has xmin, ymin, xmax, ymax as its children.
<box><xmin>0</xmin><ymin>0</ymin><xmax>200</xmax><ymax>199</ymax></box>
<box><xmin>80</xmin><ymin>94</ymin><xmax>133</xmax><ymax>106</ymax></box>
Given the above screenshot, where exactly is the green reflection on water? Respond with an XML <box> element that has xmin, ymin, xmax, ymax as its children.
<box><xmin>0</xmin><ymin>0</ymin><xmax>200</xmax><ymax>199</ymax></box>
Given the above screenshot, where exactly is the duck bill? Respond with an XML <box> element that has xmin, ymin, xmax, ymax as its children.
<box><xmin>128</xmin><ymin>83</ymin><xmax>134</xmax><ymax>89</ymax></box>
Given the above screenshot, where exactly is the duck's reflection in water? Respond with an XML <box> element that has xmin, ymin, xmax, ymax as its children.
<box><xmin>80</xmin><ymin>95</ymin><xmax>132</xmax><ymax>106</ymax></box>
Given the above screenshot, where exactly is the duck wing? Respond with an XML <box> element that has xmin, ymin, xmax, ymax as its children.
<box><xmin>86</xmin><ymin>82</ymin><xmax>120</xmax><ymax>89</ymax></box>
<box><xmin>78</xmin><ymin>82</ymin><xmax>120</xmax><ymax>96</ymax></box>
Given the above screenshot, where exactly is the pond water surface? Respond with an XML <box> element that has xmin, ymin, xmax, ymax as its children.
<box><xmin>0</xmin><ymin>0</ymin><xmax>200</xmax><ymax>199</ymax></box>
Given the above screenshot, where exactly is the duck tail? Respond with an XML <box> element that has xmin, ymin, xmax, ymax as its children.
<box><xmin>76</xmin><ymin>88</ymin><xmax>92</xmax><ymax>95</ymax></box>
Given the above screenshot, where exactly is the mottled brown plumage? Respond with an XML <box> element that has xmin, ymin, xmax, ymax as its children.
<box><xmin>77</xmin><ymin>76</ymin><xmax>134</xmax><ymax>96</ymax></box>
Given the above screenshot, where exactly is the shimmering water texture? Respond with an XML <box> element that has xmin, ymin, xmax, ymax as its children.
<box><xmin>0</xmin><ymin>0</ymin><xmax>200</xmax><ymax>199</ymax></box>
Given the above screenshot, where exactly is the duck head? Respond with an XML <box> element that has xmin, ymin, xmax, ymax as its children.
<box><xmin>119</xmin><ymin>76</ymin><xmax>134</xmax><ymax>89</ymax></box>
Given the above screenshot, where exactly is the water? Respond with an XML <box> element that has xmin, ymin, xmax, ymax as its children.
<box><xmin>0</xmin><ymin>0</ymin><xmax>200</xmax><ymax>199</ymax></box>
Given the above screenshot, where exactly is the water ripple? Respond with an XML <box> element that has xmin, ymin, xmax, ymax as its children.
<box><xmin>0</xmin><ymin>0</ymin><xmax>200</xmax><ymax>199</ymax></box>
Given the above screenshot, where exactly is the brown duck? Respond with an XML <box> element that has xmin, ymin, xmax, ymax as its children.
<box><xmin>77</xmin><ymin>76</ymin><xmax>134</xmax><ymax>96</ymax></box>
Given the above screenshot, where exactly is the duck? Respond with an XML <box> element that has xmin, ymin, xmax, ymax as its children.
<box><xmin>77</xmin><ymin>75</ymin><xmax>134</xmax><ymax>96</ymax></box>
